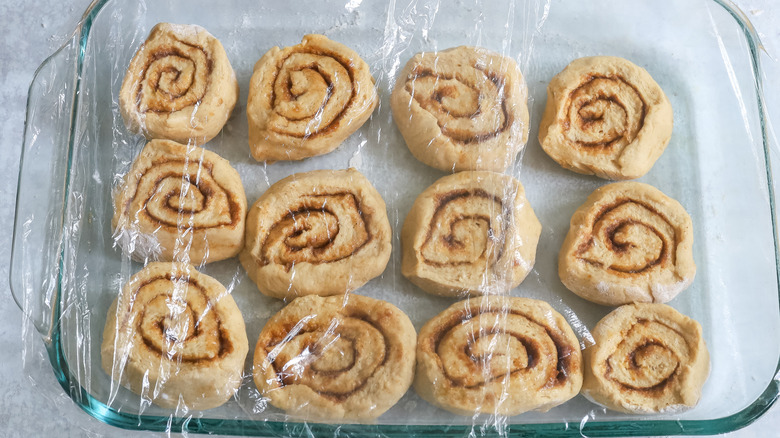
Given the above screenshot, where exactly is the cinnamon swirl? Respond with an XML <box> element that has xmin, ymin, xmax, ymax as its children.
<box><xmin>253</xmin><ymin>294</ymin><xmax>416</xmax><ymax>420</ymax></box>
<box><xmin>239</xmin><ymin>168</ymin><xmax>391</xmax><ymax>299</ymax></box>
<box><xmin>119</xmin><ymin>23</ymin><xmax>239</xmax><ymax>145</ymax></box>
<box><xmin>112</xmin><ymin>139</ymin><xmax>247</xmax><ymax>264</ymax></box>
<box><xmin>415</xmin><ymin>296</ymin><xmax>582</xmax><ymax>416</ymax></box>
<box><xmin>391</xmin><ymin>46</ymin><xmax>529</xmax><ymax>172</ymax></box>
<box><xmin>558</xmin><ymin>182</ymin><xmax>695</xmax><ymax>306</ymax></box>
<box><xmin>538</xmin><ymin>56</ymin><xmax>673</xmax><ymax>180</ymax></box>
<box><xmin>582</xmin><ymin>303</ymin><xmax>709</xmax><ymax>413</ymax></box>
<box><xmin>101</xmin><ymin>262</ymin><xmax>249</xmax><ymax>410</ymax></box>
<box><xmin>247</xmin><ymin>34</ymin><xmax>378</xmax><ymax>162</ymax></box>
<box><xmin>401</xmin><ymin>171</ymin><xmax>541</xmax><ymax>296</ymax></box>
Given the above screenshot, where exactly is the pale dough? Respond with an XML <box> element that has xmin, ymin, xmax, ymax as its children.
<box><xmin>239</xmin><ymin>168</ymin><xmax>392</xmax><ymax>299</ymax></box>
<box><xmin>582</xmin><ymin>303</ymin><xmax>710</xmax><ymax>414</ymax></box>
<box><xmin>253</xmin><ymin>294</ymin><xmax>416</xmax><ymax>420</ymax></box>
<box><xmin>414</xmin><ymin>296</ymin><xmax>583</xmax><ymax>416</ymax></box>
<box><xmin>402</xmin><ymin>171</ymin><xmax>541</xmax><ymax>296</ymax></box>
<box><xmin>119</xmin><ymin>23</ymin><xmax>239</xmax><ymax>145</ymax></box>
<box><xmin>391</xmin><ymin>46</ymin><xmax>529</xmax><ymax>172</ymax></box>
<box><xmin>101</xmin><ymin>262</ymin><xmax>249</xmax><ymax>410</ymax></box>
<box><xmin>538</xmin><ymin>56</ymin><xmax>673</xmax><ymax>180</ymax></box>
<box><xmin>247</xmin><ymin>34</ymin><xmax>378</xmax><ymax>162</ymax></box>
<box><xmin>558</xmin><ymin>182</ymin><xmax>695</xmax><ymax>306</ymax></box>
<box><xmin>113</xmin><ymin>139</ymin><xmax>247</xmax><ymax>264</ymax></box>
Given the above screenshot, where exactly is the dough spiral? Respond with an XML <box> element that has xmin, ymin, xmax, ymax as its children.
<box><xmin>101</xmin><ymin>262</ymin><xmax>249</xmax><ymax>410</ymax></box>
<box><xmin>402</xmin><ymin>171</ymin><xmax>541</xmax><ymax>296</ymax></box>
<box><xmin>538</xmin><ymin>56</ymin><xmax>673</xmax><ymax>180</ymax></box>
<box><xmin>558</xmin><ymin>182</ymin><xmax>695</xmax><ymax>305</ymax></box>
<box><xmin>113</xmin><ymin>139</ymin><xmax>247</xmax><ymax>264</ymax></box>
<box><xmin>239</xmin><ymin>168</ymin><xmax>391</xmax><ymax>299</ymax></box>
<box><xmin>247</xmin><ymin>34</ymin><xmax>378</xmax><ymax>162</ymax></box>
<box><xmin>414</xmin><ymin>297</ymin><xmax>582</xmax><ymax>416</ymax></box>
<box><xmin>119</xmin><ymin>23</ymin><xmax>239</xmax><ymax>145</ymax></box>
<box><xmin>391</xmin><ymin>46</ymin><xmax>529</xmax><ymax>172</ymax></box>
<box><xmin>253</xmin><ymin>294</ymin><xmax>416</xmax><ymax>420</ymax></box>
<box><xmin>582</xmin><ymin>303</ymin><xmax>709</xmax><ymax>413</ymax></box>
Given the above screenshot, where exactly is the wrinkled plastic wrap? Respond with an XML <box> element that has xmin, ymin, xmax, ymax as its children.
<box><xmin>11</xmin><ymin>0</ymin><xmax>780</xmax><ymax>436</ymax></box>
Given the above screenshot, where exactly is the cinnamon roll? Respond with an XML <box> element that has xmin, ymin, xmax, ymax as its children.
<box><xmin>415</xmin><ymin>296</ymin><xmax>582</xmax><ymax>416</ymax></box>
<box><xmin>558</xmin><ymin>182</ymin><xmax>695</xmax><ymax>306</ymax></box>
<box><xmin>101</xmin><ymin>262</ymin><xmax>249</xmax><ymax>410</ymax></box>
<box><xmin>239</xmin><ymin>168</ymin><xmax>391</xmax><ymax>299</ymax></box>
<box><xmin>391</xmin><ymin>46</ymin><xmax>529</xmax><ymax>172</ymax></box>
<box><xmin>253</xmin><ymin>294</ymin><xmax>416</xmax><ymax>420</ymax></box>
<box><xmin>582</xmin><ymin>303</ymin><xmax>709</xmax><ymax>413</ymax></box>
<box><xmin>401</xmin><ymin>171</ymin><xmax>541</xmax><ymax>296</ymax></box>
<box><xmin>247</xmin><ymin>34</ymin><xmax>378</xmax><ymax>162</ymax></box>
<box><xmin>538</xmin><ymin>56</ymin><xmax>673</xmax><ymax>180</ymax></box>
<box><xmin>113</xmin><ymin>139</ymin><xmax>247</xmax><ymax>264</ymax></box>
<box><xmin>119</xmin><ymin>23</ymin><xmax>239</xmax><ymax>145</ymax></box>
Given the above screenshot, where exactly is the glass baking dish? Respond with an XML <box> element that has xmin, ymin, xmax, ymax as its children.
<box><xmin>10</xmin><ymin>0</ymin><xmax>780</xmax><ymax>435</ymax></box>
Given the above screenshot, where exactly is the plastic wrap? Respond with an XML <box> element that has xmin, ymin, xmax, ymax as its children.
<box><xmin>10</xmin><ymin>0</ymin><xmax>780</xmax><ymax>436</ymax></box>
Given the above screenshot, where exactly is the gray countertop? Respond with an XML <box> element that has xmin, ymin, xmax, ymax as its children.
<box><xmin>1</xmin><ymin>0</ymin><xmax>778</xmax><ymax>436</ymax></box>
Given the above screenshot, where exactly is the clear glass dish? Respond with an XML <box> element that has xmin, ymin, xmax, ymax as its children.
<box><xmin>10</xmin><ymin>0</ymin><xmax>780</xmax><ymax>435</ymax></box>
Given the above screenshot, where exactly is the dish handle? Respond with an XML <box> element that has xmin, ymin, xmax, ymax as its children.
<box><xmin>756</xmin><ymin>42</ymin><xmax>780</xmax><ymax>261</ymax></box>
<box><xmin>10</xmin><ymin>34</ymin><xmax>83</xmax><ymax>340</ymax></box>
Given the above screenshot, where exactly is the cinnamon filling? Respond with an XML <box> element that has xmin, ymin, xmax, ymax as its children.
<box><xmin>268</xmin><ymin>47</ymin><xmax>358</xmax><ymax>139</ymax></box>
<box><xmin>406</xmin><ymin>68</ymin><xmax>511</xmax><ymax>143</ymax></box>
<box><xmin>136</xmin><ymin>38</ymin><xmax>213</xmax><ymax>113</ymax></box>
<box><xmin>604</xmin><ymin>320</ymin><xmax>687</xmax><ymax>394</ymax></box>
<box><xmin>129</xmin><ymin>274</ymin><xmax>233</xmax><ymax>364</ymax></box>
<box><xmin>428</xmin><ymin>308</ymin><xmax>576</xmax><ymax>390</ymax></box>
<box><xmin>129</xmin><ymin>159</ymin><xmax>241</xmax><ymax>230</ymax></box>
<box><xmin>563</xmin><ymin>75</ymin><xmax>647</xmax><ymax>151</ymax></box>
<box><xmin>421</xmin><ymin>189</ymin><xmax>510</xmax><ymax>268</ymax></box>
<box><xmin>576</xmin><ymin>198</ymin><xmax>676</xmax><ymax>274</ymax></box>
<box><xmin>263</xmin><ymin>310</ymin><xmax>390</xmax><ymax>401</ymax></box>
<box><xmin>259</xmin><ymin>192</ymin><xmax>371</xmax><ymax>270</ymax></box>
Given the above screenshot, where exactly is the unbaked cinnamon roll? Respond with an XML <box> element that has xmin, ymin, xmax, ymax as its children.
<box><xmin>414</xmin><ymin>296</ymin><xmax>582</xmax><ymax>416</ymax></box>
<box><xmin>253</xmin><ymin>294</ymin><xmax>416</xmax><ymax>420</ymax></box>
<box><xmin>391</xmin><ymin>46</ymin><xmax>529</xmax><ymax>172</ymax></box>
<box><xmin>401</xmin><ymin>171</ymin><xmax>541</xmax><ymax>296</ymax></box>
<box><xmin>538</xmin><ymin>56</ymin><xmax>673</xmax><ymax>180</ymax></box>
<box><xmin>119</xmin><ymin>23</ymin><xmax>239</xmax><ymax>145</ymax></box>
<box><xmin>247</xmin><ymin>34</ymin><xmax>378</xmax><ymax>162</ymax></box>
<box><xmin>101</xmin><ymin>262</ymin><xmax>249</xmax><ymax>410</ymax></box>
<box><xmin>558</xmin><ymin>182</ymin><xmax>695</xmax><ymax>306</ymax></box>
<box><xmin>239</xmin><ymin>168</ymin><xmax>391</xmax><ymax>299</ymax></box>
<box><xmin>582</xmin><ymin>303</ymin><xmax>709</xmax><ymax>413</ymax></box>
<box><xmin>113</xmin><ymin>139</ymin><xmax>247</xmax><ymax>264</ymax></box>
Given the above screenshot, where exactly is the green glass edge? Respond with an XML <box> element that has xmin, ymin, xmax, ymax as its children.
<box><xmin>37</xmin><ymin>0</ymin><xmax>780</xmax><ymax>435</ymax></box>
